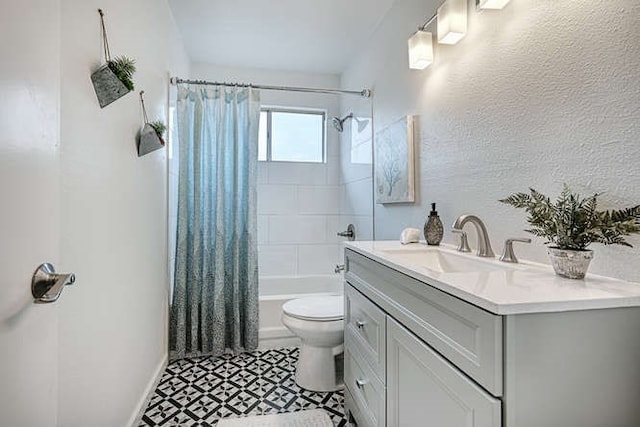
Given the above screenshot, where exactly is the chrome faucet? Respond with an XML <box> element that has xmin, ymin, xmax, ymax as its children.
<box><xmin>451</xmin><ymin>229</ymin><xmax>471</xmax><ymax>253</ymax></box>
<box><xmin>500</xmin><ymin>237</ymin><xmax>531</xmax><ymax>263</ymax></box>
<box><xmin>452</xmin><ymin>215</ymin><xmax>495</xmax><ymax>258</ymax></box>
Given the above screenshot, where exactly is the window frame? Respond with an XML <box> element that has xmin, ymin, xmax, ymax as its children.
<box><xmin>259</xmin><ymin>107</ymin><xmax>327</xmax><ymax>164</ymax></box>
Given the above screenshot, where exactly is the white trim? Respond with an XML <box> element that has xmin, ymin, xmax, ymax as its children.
<box><xmin>128</xmin><ymin>354</ymin><xmax>168</xmax><ymax>427</ymax></box>
<box><xmin>258</xmin><ymin>326</ymin><xmax>301</xmax><ymax>349</ymax></box>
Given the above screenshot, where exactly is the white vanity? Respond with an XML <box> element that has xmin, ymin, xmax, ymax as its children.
<box><xmin>343</xmin><ymin>241</ymin><xmax>640</xmax><ymax>427</ymax></box>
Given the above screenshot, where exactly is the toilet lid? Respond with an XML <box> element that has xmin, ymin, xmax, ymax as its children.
<box><xmin>282</xmin><ymin>295</ymin><xmax>344</xmax><ymax>321</ymax></box>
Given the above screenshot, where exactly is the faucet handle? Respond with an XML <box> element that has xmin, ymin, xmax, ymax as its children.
<box><xmin>500</xmin><ymin>238</ymin><xmax>531</xmax><ymax>263</ymax></box>
<box><xmin>451</xmin><ymin>229</ymin><xmax>471</xmax><ymax>253</ymax></box>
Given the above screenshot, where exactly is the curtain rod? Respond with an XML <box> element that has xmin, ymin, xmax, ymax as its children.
<box><xmin>170</xmin><ymin>77</ymin><xmax>371</xmax><ymax>98</ymax></box>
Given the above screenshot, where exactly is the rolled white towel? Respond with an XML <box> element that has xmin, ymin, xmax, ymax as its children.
<box><xmin>400</xmin><ymin>227</ymin><xmax>421</xmax><ymax>244</ymax></box>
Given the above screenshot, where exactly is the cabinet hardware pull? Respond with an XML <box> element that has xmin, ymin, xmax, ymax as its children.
<box><xmin>356</xmin><ymin>320</ymin><xmax>366</xmax><ymax>329</ymax></box>
<box><xmin>355</xmin><ymin>378</ymin><xmax>367</xmax><ymax>389</ymax></box>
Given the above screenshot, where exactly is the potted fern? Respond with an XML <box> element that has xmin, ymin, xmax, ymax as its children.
<box><xmin>500</xmin><ymin>186</ymin><xmax>640</xmax><ymax>279</ymax></box>
<box><xmin>149</xmin><ymin>121</ymin><xmax>167</xmax><ymax>145</ymax></box>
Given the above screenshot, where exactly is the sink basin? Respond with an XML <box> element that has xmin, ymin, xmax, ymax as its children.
<box><xmin>377</xmin><ymin>248</ymin><xmax>511</xmax><ymax>274</ymax></box>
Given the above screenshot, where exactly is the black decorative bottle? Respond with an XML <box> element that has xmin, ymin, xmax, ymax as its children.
<box><xmin>424</xmin><ymin>202</ymin><xmax>444</xmax><ymax>245</ymax></box>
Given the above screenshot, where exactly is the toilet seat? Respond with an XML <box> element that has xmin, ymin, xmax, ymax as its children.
<box><xmin>282</xmin><ymin>295</ymin><xmax>344</xmax><ymax>322</ymax></box>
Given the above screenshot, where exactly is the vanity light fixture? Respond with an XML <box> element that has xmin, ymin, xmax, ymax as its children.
<box><xmin>437</xmin><ymin>0</ymin><xmax>467</xmax><ymax>45</ymax></box>
<box><xmin>408</xmin><ymin>31</ymin><xmax>434</xmax><ymax>70</ymax></box>
<box><xmin>477</xmin><ymin>0</ymin><xmax>511</xmax><ymax>9</ymax></box>
<box><xmin>408</xmin><ymin>12</ymin><xmax>437</xmax><ymax>70</ymax></box>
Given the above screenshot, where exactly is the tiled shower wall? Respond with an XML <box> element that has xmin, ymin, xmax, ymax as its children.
<box><xmin>257</xmin><ymin>160</ymin><xmax>344</xmax><ymax>277</ymax></box>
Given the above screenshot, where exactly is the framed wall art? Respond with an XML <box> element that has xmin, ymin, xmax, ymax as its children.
<box><xmin>375</xmin><ymin>115</ymin><xmax>415</xmax><ymax>204</ymax></box>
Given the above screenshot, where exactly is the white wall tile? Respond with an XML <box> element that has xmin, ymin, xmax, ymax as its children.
<box><xmin>258</xmin><ymin>184</ymin><xmax>298</xmax><ymax>215</ymax></box>
<box><xmin>257</xmin><ymin>215</ymin><xmax>269</xmax><ymax>245</ymax></box>
<box><xmin>298</xmin><ymin>244</ymin><xmax>343</xmax><ymax>275</ymax></box>
<box><xmin>298</xmin><ymin>186</ymin><xmax>340</xmax><ymax>215</ymax></box>
<box><xmin>268</xmin><ymin>216</ymin><xmax>327</xmax><ymax>244</ymax></box>
<box><xmin>326</xmin><ymin>133</ymin><xmax>340</xmax><ymax>160</ymax></box>
<box><xmin>258</xmin><ymin>245</ymin><xmax>297</xmax><ymax>276</ymax></box>
<box><xmin>326</xmin><ymin>156</ymin><xmax>340</xmax><ymax>185</ymax></box>
<box><xmin>268</xmin><ymin>162</ymin><xmax>327</xmax><ymax>185</ymax></box>
<box><xmin>257</xmin><ymin>162</ymin><xmax>268</xmax><ymax>184</ymax></box>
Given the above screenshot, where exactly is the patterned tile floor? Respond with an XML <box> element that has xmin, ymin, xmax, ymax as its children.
<box><xmin>139</xmin><ymin>347</ymin><xmax>348</xmax><ymax>426</ymax></box>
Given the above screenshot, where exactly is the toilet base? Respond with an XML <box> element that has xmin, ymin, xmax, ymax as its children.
<box><xmin>295</xmin><ymin>344</ymin><xmax>344</xmax><ymax>392</ymax></box>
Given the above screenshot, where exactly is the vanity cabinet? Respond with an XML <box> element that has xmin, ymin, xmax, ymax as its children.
<box><xmin>343</xmin><ymin>247</ymin><xmax>640</xmax><ymax>427</ymax></box>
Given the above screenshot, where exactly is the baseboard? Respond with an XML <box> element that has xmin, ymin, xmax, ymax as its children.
<box><xmin>128</xmin><ymin>353</ymin><xmax>168</xmax><ymax>427</ymax></box>
<box><xmin>259</xmin><ymin>326</ymin><xmax>300</xmax><ymax>349</ymax></box>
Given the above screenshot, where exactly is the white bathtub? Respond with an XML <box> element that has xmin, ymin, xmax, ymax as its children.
<box><xmin>258</xmin><ymin>275</ymin><xmax>343</xmax><ymax>348</ymax></box>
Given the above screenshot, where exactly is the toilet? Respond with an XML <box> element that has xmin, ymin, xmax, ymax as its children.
<box><xmin>281</xmin><ymin>295</ymin><xmax>344</xmax><ymax>392</ymax></box>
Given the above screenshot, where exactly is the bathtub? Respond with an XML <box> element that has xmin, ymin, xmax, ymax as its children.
<box><xmin>258</xmin><ymin>275</ymin><xmax>343</xmax><ymax>349</ymax></box>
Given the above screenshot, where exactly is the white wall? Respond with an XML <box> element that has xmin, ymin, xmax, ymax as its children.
<box><xmin>58</xmin><ymin>1</ymin><xmax>189</xmax><ymax>426</ymax></box>
<box><xmin>342</xmin><ymin>0</ymin><xmax>640</xmax><ymax>282</ymax></box>
<box><xmin>171</xmin><ymin>64</ymin><xmax>346</xmax><ymax>281</ymax></box>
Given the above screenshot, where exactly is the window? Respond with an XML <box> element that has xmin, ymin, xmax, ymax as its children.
<box><xmin>258</xmin><ymin>108</ymin><xmax>325</xmax><ymax>163</ymax></box>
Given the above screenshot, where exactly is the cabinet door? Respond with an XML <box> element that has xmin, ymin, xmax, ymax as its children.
<box><xmin>387</xmin><ymin>319</ymin><xmax>501</xmax><ymax>427</ymax></box>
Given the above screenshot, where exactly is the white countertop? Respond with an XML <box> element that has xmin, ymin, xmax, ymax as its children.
<box><xmin>344</xmin><ymin>241</ymin><xmax>640</xmax><ymax>315</ymax></box>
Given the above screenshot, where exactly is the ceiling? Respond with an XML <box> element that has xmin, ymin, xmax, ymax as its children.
<box><xmin>167</xmin><ymin>0</ymin><xmax>396</xmax><ymax>75</ymax></box>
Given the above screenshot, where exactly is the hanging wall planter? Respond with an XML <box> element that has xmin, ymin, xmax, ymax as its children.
<box><xmin>90</xmin><ymin>9</ymin><xmax>136</xmax><ymax>108</ymax></box>
<box><xmin>137</xmin><ymin>91</ymin><xmax>166</xmax><ymax>157</ymax></box>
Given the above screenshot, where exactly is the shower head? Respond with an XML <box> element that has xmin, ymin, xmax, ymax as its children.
<box><xmin>331</xmin><ymin>113</ymin><xmax>353</xmax><ymax>133</ymax></box>
<box><xmin>332</xmin><ymin>113</ymin><xmax>371</xmax><ymax>134</ymax></box>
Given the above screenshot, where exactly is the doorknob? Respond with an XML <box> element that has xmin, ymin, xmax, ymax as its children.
<box><xmin>32</xmin><ymin>263</ymin><xmax>76</xmax><ymax>304</ymax></box>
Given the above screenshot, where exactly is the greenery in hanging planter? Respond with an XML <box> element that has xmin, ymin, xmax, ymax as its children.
<box><xmin>149</xmin><ymin>120</ymin><xmax>166</xmax><ymax>138</ymax></box>
<box><xmin>499</xmin><ymin>185</ymin><xmax>640</xmax><ymax>250</ymax></box>
<box><xmin>107</xmin><ymin>55</ymin><xmax>136</xmax><ymax>91</ymax></box>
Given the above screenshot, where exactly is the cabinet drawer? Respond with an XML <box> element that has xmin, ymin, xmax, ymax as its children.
<box><xmin>345</xmin><ymin>283</ymin><xmax>386</xmax><ymax>380</ymax></box>
<box><xmin>345</xmin><ymin>386</ymin><xmax>374</xmax><ymax>427</ymax></box>
<box><xmin>387</xmin><ymin>318</ymin><xmax>501</xmax><ymax>427</ymax></box>
<box><xmin>345</xmin><ymin>345</ymin><xmax>385</xmax><ymax>427</ymax></box>
<box><xmin>346</xmin><ymin>249</ymin><xmax>503</xmax><ymax>396</ymax></box>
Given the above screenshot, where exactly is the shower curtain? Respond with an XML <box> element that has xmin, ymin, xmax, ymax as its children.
<box><xmin>170</xmin><ymin>84</ymin><xmax>261</xmax><ymax>359</ymax></box>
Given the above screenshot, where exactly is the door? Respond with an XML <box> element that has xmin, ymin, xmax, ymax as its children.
<box><xmin>0</xmin><ymin>1</ymin><xmax>61</xmax><ymax>426</ymax></box>
<box><xmin>386</xmin><ymin>318</ymin><xmax>501</xmax><ymax>427</ymax></box>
